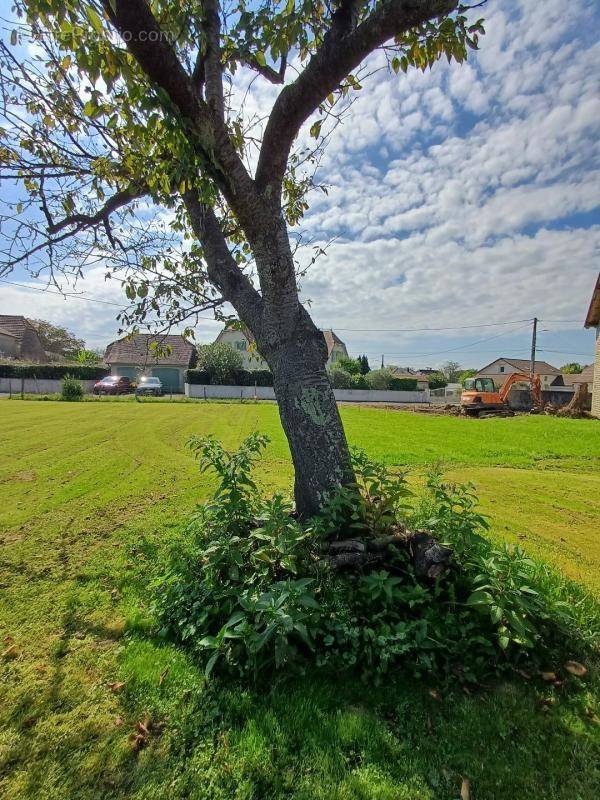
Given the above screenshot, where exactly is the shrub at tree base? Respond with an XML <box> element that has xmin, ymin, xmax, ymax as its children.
<box><xmin>60</xmin><ymin>375</ymin><xmax>83</xmax><ymax>401</ymax></box>
<box><xmin>152</xmin><ymin>435</ymin><xmax>598</xmax><ymax>682</ymax></box>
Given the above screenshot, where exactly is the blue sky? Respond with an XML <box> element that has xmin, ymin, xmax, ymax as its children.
<box><xmin>0</xmin><ymin>0</ymin><xmax>598</xmax><ymax>371</ymax></box>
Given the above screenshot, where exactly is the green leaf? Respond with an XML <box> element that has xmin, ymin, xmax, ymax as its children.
<box><xmin>204</xmin><ymin>651</ymin><xmax>219</xmax><ymax>678</ymax></box>
<box><xmin>309</xmin><ymin>119</ymin><xmax>322</xmax><ymax>138</ymax></box>
<box><xmin>86</xmin><ymin>6</ymin><xmax>105</xmax><ymax>37</ymax></box>
<box><xmin>299</xmin><ymin>593</ymin><xmax>320</xmax><ymax>609</ymax></box>
<box><xmin>255</xmin><ymin>51</ymin><xmax>266</xmax><ymax>67</ymax></box>
<box><xmin>465</xmin><ymin>590</ymin><xmax>494</xmax><ymax>607</ymax></box>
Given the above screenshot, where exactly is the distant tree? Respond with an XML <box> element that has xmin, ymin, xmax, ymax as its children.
<box><xmin>359</xmin><ymin>355</ymin><xmax>371</xmax><ymax>375</ymax></box>
<box><xmin>30</xmin><ymin>319</ymin><xmax>85</xmax><ymax>359</ymax></box>
<box><xmin>336</xmin><ymin>356</ymin><xmax>361</xmax><ymax>375</ymax></box>
<box><xmin>428</xmin><ymin>372</ymin><xmax>448</xmax><ymax>390</ymax></box>
<box><xmin>560</xmin><ymin>363</ymin><xmax>583</xmax><ymax>374</ymax></box>
<box><xmin>197</xmin><ymin>342</ymin><xmax>243</xmax><ymax>384</ymax></box>
<box><xmin>366</xmin><ymin>368</ymin><xmax>395</xmax><ymax>391</ymax></box>
<box><xmin>441</xmin><ymin>360</ymin><xmax>462</xmax><ymax>382</ymax></box>
<box><xmin>459</xmin><ymin>368</ymin><xmax>477</xmax><ymax>386</ymax></box>
<box><xmin>74</xmin><ymin>349</ymin><xmax>102</xmax><ymax>365</ymax></box>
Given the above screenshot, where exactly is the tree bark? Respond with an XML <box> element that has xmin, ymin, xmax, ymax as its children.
<box><xmin>248</xmin><ymin>218</ymin><xmax>355</xmax><ymax>518</ymax></box>
<box><xmin>266</xmin><ymin>321</ymin><xmax>354</xmax><ymax>519</ymax></box>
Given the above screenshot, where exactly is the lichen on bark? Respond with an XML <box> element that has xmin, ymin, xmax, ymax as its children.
<box><xmin>295</xmin><ymin>386</ymin><xmax>334</xmax><ymax>427</ymax></box>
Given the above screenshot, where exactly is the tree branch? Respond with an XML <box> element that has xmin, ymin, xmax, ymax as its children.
<box><xmin>102</xmin><ymin>0</ymin><xmax>257</xmax><ymax>224</ymax></box>
<box><xmin>244</xmin><ymin>53</ymin><xmax>287</xmax><ymax>84</ymax></box>
<box><xmin>44</xmin><ymin>185</ymin><xmax>147</xmax><ymax>236</ymax></box>
<box><xmin>255</xmin><ymin>0</ymin><xmax>457</xmax><ymax>198</ymax></box>
<box><xmin>183</xmin><ymin>190</ymin><xmax>264</xmax><ymax>332</ymax></box>
<box><xmin>201</xmin><ymin>0</ymin><xmax>225</xmax><ymax>118</ymax></box>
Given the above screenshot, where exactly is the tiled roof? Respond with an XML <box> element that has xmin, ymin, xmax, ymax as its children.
<box><xmin>0</xmin><ymin>315</ymin><xmax>48</xmax><ymax>361</ymax></box>
<box><xmin>0</xmin><ymin>325</ymin><xmax>18</xmax><ymax>339</ymax></box>
<box><xmin>477</xmin><ymin>357</ymin><xmax>560</xmax><ymax>375</ymax></box>
<box><xmin>389</xmin><ymin>366</ymin><xmax>429</xmax><ymax>381</ymax></box>
<box><xmin>322</xmin><ymin>329</ymin><xmax>347</xmax><ymax>357</ymax></box>
<box><xmin>104</xmin><ymin>334</ymin><xmax>196</xmax><ymax>367</ymax></box>
<box><xmin>561</xmin><ymin>365</ymin><xmax>595</xmax><ymax>385</ymax></box>
<box><xmin>585</xmin><ymin>273</ymin><xmax>600</xmax><ymax>328</ymax></box>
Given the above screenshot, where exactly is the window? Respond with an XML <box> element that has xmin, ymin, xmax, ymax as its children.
<box><xmin>500</xmin><ymin>366</ymin><xmax>505</xmax><ymax>373</ymax></box>
<box><xmin>235</xmin><ymin>340</ymin><xmax>247</xmax><ymax>351</ymax></box>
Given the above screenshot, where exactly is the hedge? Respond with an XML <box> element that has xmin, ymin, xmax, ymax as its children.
<box><xmin>388</xmin><ymin>377</ymin><xmax>418</xmax><ymax>391</ymax></box>
<box><xmin>184</xmin><ymin>369</ymin><xmax>211</xmax><ymax>385</ymax></box>
<box><xmin>184</xmin><ymin>368</ymin><xmax>274</xmax><ymax>387</ymax></box>
<box><xmin>0</xmin><ymin>363</ymin><xmax>108</xmax><ymax>380</ymax></box>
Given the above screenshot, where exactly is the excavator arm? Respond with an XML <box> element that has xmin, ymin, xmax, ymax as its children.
<box><xmin>499</xmin><ymin>372</ymin><xmax>542</xmax><ymax>406</ymax></box>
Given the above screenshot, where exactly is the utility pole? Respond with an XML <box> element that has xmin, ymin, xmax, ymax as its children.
<box><xmin>530</xmin><ymin>317</ymin><xmax>538</xmax><ymax>381</ymax></box>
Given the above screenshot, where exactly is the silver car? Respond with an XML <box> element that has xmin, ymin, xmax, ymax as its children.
<box><xmin>135</xmin><ymin>376</ymin><xmax>163</xmax><ymax>396</ymax></box>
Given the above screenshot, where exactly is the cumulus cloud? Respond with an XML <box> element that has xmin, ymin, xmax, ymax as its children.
<box><xmin>1</xmin><ymin>0</ymin><xmax>598</xmax><ymax>367</ymax></box>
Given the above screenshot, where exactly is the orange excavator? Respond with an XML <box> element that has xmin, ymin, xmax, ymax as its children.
<box><xmin>460</xmin><ymin>372</ymin><xmax>542</xmax><ymax>417</ymax></box>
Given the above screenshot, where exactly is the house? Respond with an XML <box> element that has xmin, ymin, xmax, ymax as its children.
<box><xmin>215</xmin><ymin>323</ymin><xmax>348</xmax><ymax>369</ymax></box>
<box><xmin>560</xmin><ymin>365</ymin><xmax>595</xmax><ymax>388</ymax></box>
<box><xmin>214</xmin><ymin>323</ymin><xmax>268</xmax><ymax>370</ymax></box>
<box><xmin>323</xmin><ymin>329</ymin><xmax>349</xmax><ymax>366</ymax></box>
<box><xmin>0</xmin><ymin>315</ymin><xmax>49</xmax><ymax>362</ymax></box>
<box><xmin>104</xmin><ymin>333</ymin><xmax>196</xmax><ymax>392</ymax></box>
<box><xmin>584</xmin><ymin>272</ymin><xmax>600</xmax><ymax>417</ymax></box>
<box><xmin>388</xmin><ymin>366</ymin><xmax>430</xmax><ymax>391</ymax></box>
<box><xmin>474</xmin><ymin>357</ymin><xmax>561</xmax><ymax>390</ymax></box>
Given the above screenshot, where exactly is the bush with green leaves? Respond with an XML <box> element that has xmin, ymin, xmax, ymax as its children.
<box><xmin>427</xmin><ymin>372</ymin><xmax>448</xmax><ymax>390</ymax></box>
<box><xmin>388</xmin><ymin>377</ymin><xmax>418</xmax><ymax>391</ymax></box>
<box><xmin>351</xmin><ymin>373</ymin><xmax>369</xmax><ymax>389</ymax></box>
<box><xmin>60</xmin><ymin>374</ymin><xmax>83</xmax><ymax>401</ymax></box>
<box><xmin>328</xmin><ymin>366</ymin><xmax>354</xmax><ymax>389</ymax></box>
<box><xmin>152</xmin><ymin>437</ymin><xmax>597</xmax><ymax>682</ymax></box>
<box><xmin>336</xmin><ymin>356</ymin><xmax>361</xmax><ymax>375</ymax></box>
<box><xmin>196</xmin><ymin>342</ymin><xmax>244</xmax><ymax>384</ymax></box>
<box><xmin>365</xmin><ymin>368</ymin><xmax>395</xmax><ymax>390</ymax></box>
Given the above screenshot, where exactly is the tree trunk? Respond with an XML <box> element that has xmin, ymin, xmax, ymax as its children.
<box><xmin>244</xmin><ymin>217</ymin><xmax>355</xmax><ymax>518</ymax></box>
<box><xmin>267</xmin><ymin>324</ymin><xmax>354</xmax><ymax>518</ymax></box>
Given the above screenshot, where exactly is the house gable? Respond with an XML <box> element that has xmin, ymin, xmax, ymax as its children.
<box><xmin>0</xmin><ymin>315</ymin><xmax>49</xmax><ymax>362</ymax></box>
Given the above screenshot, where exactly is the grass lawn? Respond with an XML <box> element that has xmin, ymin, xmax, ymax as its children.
<box><xmin>1</xmin><ymin>400</ymin><xmax>599</xmax><ymax>799</ymax></box>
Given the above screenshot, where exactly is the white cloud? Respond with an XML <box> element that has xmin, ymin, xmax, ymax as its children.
<box><xmin>2</xmin><ymin>0</ymin><xmax>598</xmax><ymax>367</ymax></box>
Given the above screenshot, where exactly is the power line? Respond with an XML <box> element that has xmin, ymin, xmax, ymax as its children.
<box><xmin>539</xmin><ymin>319</ymin><xmax>584</xmax><ymax>324</ymax></box>
<box><xmin>0</xmin><ymin>278</ymin><xmax>221</xmax><ymax>321</ymax></box>
<box><xmin>538</xmin><ymin>348</ymin><xmax>594</xmax><ymax>357</ymax></box>
<box><xmin>1</xmin><ymin>277</ymin><xmax>593</xmax><ymax>360</ymax></box>
<box><xmin>1</xmin><ymin>277</ymin><xmax>537</xmax><ymax>332</ymax></box>
<box><xmin>1</xmin><ymin>277</ymin><xmax>124</xmax><ymax>307</ymax></box>
<box><xmin>332</xmin><ymin>318</ymin><xmax>533</xmax><ymax>333</ymax></box>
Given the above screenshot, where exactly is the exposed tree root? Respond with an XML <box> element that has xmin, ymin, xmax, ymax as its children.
<box><xmin>321</xmin><ymin>528</ymin><xmax>453</xmax><ymax>578</ymax></box>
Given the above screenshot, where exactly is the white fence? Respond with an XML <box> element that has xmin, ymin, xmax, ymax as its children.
<box><xmin>185</xmin><ymin>383</ymin><xmax>429</xmax><ymax>403</ymax></box>
<box><xmin>0</xmin><ymin>377</ymin><xmax>98</xmax><ymax>395</ymax></box>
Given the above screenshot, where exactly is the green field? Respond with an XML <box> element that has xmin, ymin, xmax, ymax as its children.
<box><xmin>1</xmin><ymin>400</ymin><xmax>599</xmax><ymax>799</ymax></box>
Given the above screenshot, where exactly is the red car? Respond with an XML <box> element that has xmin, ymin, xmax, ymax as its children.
<box><xmin>93</xmin><ymin>376</ymin><xmax>133</xmax><ymax>395</ymax></box>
